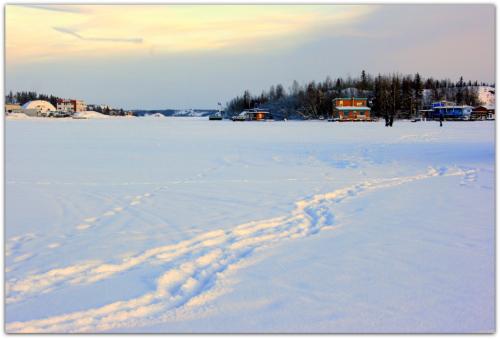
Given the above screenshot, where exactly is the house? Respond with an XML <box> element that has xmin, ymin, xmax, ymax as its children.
<box><xmin>472</xmin><ymin>105</ymin><xmax>495</xmax><ymax>120</ymax></box>
<box><xmin>232</xmin><ymin>108</ymin><xmax>273</xmax><ymax>121</ymax></box>
<box><xmin>57</xmin><ymin>99</ymin><xmax>86</xmax><ymax>113</ymax></box>
<box><xmin>332</xmin><ymin>97</ymin><xmax>371</xmax><ymax>121</ymax></box>
<box><xmin>5</xmin><ymin>103</ymin><xmax>22</xmax><ymax>114</ymax></box>
<box><xmin>423</xmin><ymin>101</ymin><xmax>473</xmax><ymax>120</ymax></box>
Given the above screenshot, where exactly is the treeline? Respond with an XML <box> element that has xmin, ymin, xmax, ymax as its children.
<box><xmin>6</xmin><ymin>91</ymin><xmax>61</xmax><ymax>108</ymax></box>
<box><xmin>226</xmin><ymin>71</ymin><xmax>494</xmax><ymax>119</ymax></box>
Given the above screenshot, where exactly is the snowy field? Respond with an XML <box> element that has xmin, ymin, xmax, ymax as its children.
<box><xmin>5</xmin><ymin>118</ymin><xmax>495</xmax><ymax>333</ymax></box>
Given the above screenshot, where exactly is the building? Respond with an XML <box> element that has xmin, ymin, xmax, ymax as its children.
<box><xmin>57</xmin><ymin>99</ymin><xmax>86</xmax><ymax>113</ymax></box>
<box><xmin>231</xmin><ymin>108</ymin><xmax>273</xmax><ymax>121</ymax></box>
<box><xmin>21</xmin><ymin>100</ymin><xmax>56</xmax><ymax>116</ymax></box>
<box><xmin>332</xmin><ymin>97</ymin><xmax>371</xmax><ymax>121</ymax></box>
<box><xmin>472</xmin><ymin>105</ymin><xmax>495</xmax><ymax>120</ymax></box>
<box><xmin>5</xmin><ymin>103</ymin><xmax>22</xmax><ymax>114</ymax></box>
<box><xmin>421</xmin><ymin>101</ymin><xmax>473</xmax><ymax>120</ymax></box>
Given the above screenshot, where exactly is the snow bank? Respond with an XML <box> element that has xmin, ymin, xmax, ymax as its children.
<box><xmin>172</xmin><ymin>110</ymin><xmax>209</xmax><ymax>117</ymax></box>
<box><xmin>6</xmin><ymin>113</ymin><xmax>31</xmax><ymax>120</ymax></box>
<box><xmin>144</xmin><ymin>113</ymin><xmax>165</xmax><ymax>118</ymax></box>
<box><xmin>72</xmin><ymin>111</ymin><xmax>111</xmax><ymax>119</ymax></box>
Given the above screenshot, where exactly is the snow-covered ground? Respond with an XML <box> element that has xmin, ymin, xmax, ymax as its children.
<box><xmin>478</xmin><ymin>86</ymin><xmax>495</xmax><ymax>105</ymax></box>
<box><xmin>5</xmin><ymin>118</ymin><xmax>494</xmax><ymax>333</ymax></box>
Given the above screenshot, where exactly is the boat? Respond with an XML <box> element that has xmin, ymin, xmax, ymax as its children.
<box><xmin>209</xmin><ymin>103</ymin><xmax>224</xmax><ymax>120</ymax></box>
<box><xmin>209</xmin><ymin>111</ymin><xmax>223</xmax><ymax>120</ymax></box>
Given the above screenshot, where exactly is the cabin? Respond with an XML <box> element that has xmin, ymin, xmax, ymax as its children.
<box><xmin>332</xmin><ymin>97</ymin><xmax>371</xmax><ymax>121</ymax></box>
<box><xmin>5</xmin><ymin>103</ymin><xmax>21</xmax><ymax>114</ymax></box>
<box><xmin>472</xmin><ymin>105</ymin><xmax>495</xmax><ymax>120</ymax></box>
<box><xmin>232</xmin><ymin>109</ymin><xmax>273</xmax><ymax>121</ymax></box>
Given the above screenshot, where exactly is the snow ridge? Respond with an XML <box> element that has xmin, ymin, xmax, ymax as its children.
<box><xmin>6</xmin><ymin>167</ymin><xmax>470</xmax><ymax>333</ymax></box>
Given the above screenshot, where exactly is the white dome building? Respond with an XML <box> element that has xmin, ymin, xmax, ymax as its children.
<box><xmin>22</xmin><ymin>100</ymin><xmax>56</xmax><ymax>114</ymax></box>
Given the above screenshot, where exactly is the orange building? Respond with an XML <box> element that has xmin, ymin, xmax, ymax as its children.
<box><xmin>332</xmin><ymin>97</ymin><xmax>371</xmax><ymax>121</ymax></box>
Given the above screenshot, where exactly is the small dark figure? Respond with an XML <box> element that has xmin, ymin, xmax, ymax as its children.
<box><xmin>384</xmin><ymin>115</ymin><xmax>389</xmax><ymax>127</ymax></box>
<box><xmin>439</xmin><ymin>114</ymin><xmax>443</xmax><ymax>127</ymax></box>
<box><xmin>389</xmin><ymin>115</ymin><xmax>394</xmax><ymax>127</ymax></box>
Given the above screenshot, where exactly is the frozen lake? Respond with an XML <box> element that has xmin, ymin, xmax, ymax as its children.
<box><xmin>5</xmin><ymin>118</ymin><xmax>495</xmax><ymax>333</ymax></box>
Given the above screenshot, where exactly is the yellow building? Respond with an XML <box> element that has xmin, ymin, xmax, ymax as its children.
<box><xmin>5</xmin><ymin>103</ymin><xmax>22</xmax><ymax>114</ymax></box>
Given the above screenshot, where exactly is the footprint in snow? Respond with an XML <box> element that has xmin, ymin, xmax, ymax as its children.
<box><xmin>76</xmin><ymin>224</ymin><xmax>91</xmax><ymax>231</ymax></box>
<box><xmin>13</xmin><ymin>253</ymin><xmax>33</xmax><ymax>263</ymax></box>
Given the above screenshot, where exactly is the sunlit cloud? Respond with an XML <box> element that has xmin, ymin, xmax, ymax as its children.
<box><xmin>52</xmin><ymin>26</ymin><xmax>143</xmax><ymax>44</ymax></box>
<box><xmin>17</xmin><ymin>4</ymin><xmax>90</xmax><ymax>14</ymax></box>
<box><xmin>6</xmin><ymin>4</ymin><xmax>376</xmax><ymax>64</ymax></box>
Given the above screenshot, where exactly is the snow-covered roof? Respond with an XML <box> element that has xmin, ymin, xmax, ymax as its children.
<box><xmin>21</xmin><ymin>100</ymin><xmax>56</xmax><ymax>112</ymax></box>
<box><xmin>333</xmin><ymin>97</ymin><xmax>368</xmax><ymax>100</ymax></box>
<box><xmin>335</xmin><ymin>106</ymin><xmax>371</xmax><ymax>111</ymax></box>
<box><xmin>435</xmin><ymin>105</ymin><xmax>473</xmax><ymax>109</ymax></box>
<box><xmin>476</xmin><ymin>104</ymin><xmax>495</xmax><ymax>110</ymax></box>
<box><xmin>241</xmin><ymin>110</ymin><xmax>271</xmax><ymax>115</ymax></box>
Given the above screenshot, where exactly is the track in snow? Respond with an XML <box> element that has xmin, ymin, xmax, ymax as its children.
<box><xmin>6</xmin><ymin>167</ymin><xmax>470</xmax><ymax>333</ymax></box>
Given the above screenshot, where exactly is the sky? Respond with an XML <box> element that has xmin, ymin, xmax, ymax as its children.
<box><xmin>5</xmin><ymin>4</ymin><xmax>495</xmax><ymax>110</ymax></box>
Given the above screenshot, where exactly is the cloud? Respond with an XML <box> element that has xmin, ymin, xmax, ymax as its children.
<box><xmin>52</xmin><ymin>26</ymin><xmax>143</xmax><ymax>44</ymax></box>
<box><xmin>18</xmin><ymin>4</ymin><xmax>89</xmax><ymax>14</ymax></box>
<box><xmin>7</xmin><ymin>5</ymin><xmax>374</xmax><ymax>64</ymax></box>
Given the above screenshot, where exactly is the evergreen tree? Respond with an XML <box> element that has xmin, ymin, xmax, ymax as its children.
<box><xmin>390</xmin><ymin>75</ymin><xmax>401</xmax><ymax>117</ymax></box>
<box><xmin>324</xmin><ymin>76</ymin><xmax>334</xmax><ymax>91</ymax></box>
<box><xmin>290</xmin><ymin>80</ymin><xmax>301</xmax><ymax>96</ymax></box>
<box><xmin>454</xmin><ymin>76</ymin><xmax>465</xmax><ymax>104</ymax></box>
<box><xmin>373</xmin><ymin>75</ymin><xmax>390</xmax><ymax>117</ymax></box>
<box><xmin>359</xmin><ymin>70</ymin><xmax>369</xmax><ymax>91</ymax></box>
<box><xmin>275</xmin><ymin>84</ymin><xmax>285</xmax><ymax>100</ymax></box>
<box><xmin>432</xmin><ymin>80</ymin><xmax>440</xmax><ymax>102</ymax></box>
<box><xmin>268</xmin><ymin>86</ymin><xmax>276</xmax><ymax>101</ymax></box>
<box><xmin>243</xmin><ymin>90</ymin><xmax>251</xmax><ymax>109</ymax></box>
<box><xmin>335</xmin><ymin>78</ymin><xmax>342</xmax><ymax>91</ymax></box>
<box><xmin>6</xmin><ymin>91</ymin><xmax>14</xmax><ymax>104</ymax></box>
<box><xmin>413</xmin><ymin>73</ymin><xmax>423</xmax><ymax>113</ymax></box>
<box><xmin>401</xmin><ymin>75</ymin><xmax>413</xmax><ymax>113</ymax></box>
